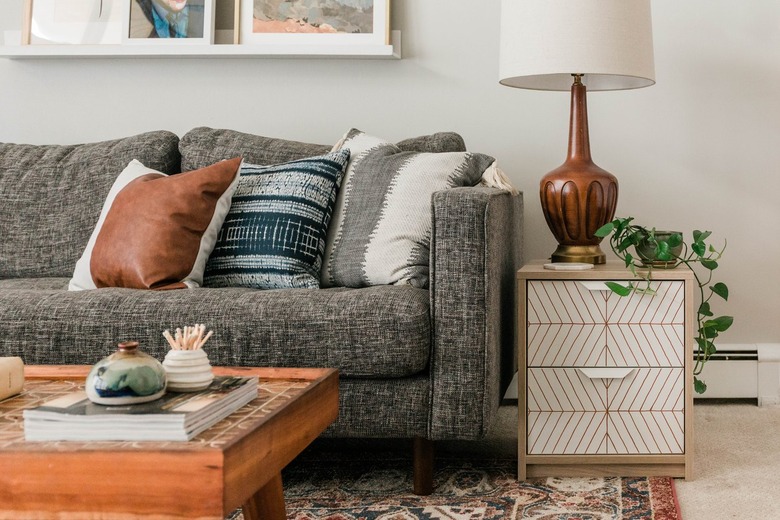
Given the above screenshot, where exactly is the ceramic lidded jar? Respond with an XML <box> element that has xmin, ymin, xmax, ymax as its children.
<box><xmin>86</xmin><ymin>341</ymin><xmax>167</xmax><ymax>405</ymax></box>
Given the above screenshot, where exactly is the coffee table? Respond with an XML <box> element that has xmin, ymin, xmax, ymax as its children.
<box><xmin>0</xmin><ymin>365</ymin><xmax>338</xmax><ymax>520</ymax></box>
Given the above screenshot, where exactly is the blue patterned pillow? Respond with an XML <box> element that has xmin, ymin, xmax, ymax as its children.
<box><xmin>203</xmin><ymin>150</ymin><xmax>350</xmax><ymax>289</ymax></box>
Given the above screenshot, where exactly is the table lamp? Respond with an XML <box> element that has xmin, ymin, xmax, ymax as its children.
<box><xmin>499</xmin><ymin>0</ymin><xmax>655</xmax><ymax>264</ymax></box>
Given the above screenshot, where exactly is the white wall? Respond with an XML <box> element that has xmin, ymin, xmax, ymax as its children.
<box><xmin>1</xmin><ymin>0</ymin><xmax>778</xmax><ymax>343</ymax></box>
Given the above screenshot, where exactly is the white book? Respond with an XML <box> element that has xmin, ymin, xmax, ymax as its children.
<box><xmin>23</xmin><ymin>375</ymin><xmax>258</xmax><ymax>442</ymax></box>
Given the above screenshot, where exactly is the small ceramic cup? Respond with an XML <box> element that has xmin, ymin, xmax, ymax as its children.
<box><xmin>162</xmin><ymin>349</ymin><xmax>214</xmax><ymax>392</ymax></box>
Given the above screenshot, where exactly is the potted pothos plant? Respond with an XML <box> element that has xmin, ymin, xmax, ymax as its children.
<box><xmin>594</xmin><ymin>217</ymin><xmax>733</xmax><ymax>394</ymax></box>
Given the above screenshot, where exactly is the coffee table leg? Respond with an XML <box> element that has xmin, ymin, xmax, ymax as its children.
<box><xmin>242</xmin><ymin>472</ymin><xmax>286</xmax><ymax>520</ymax></box>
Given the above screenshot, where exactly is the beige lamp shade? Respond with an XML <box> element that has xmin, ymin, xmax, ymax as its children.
<box><xmin>499</xmin><ymin>0</ymin><xmax>655</xmax><ymax>91</ymax></box>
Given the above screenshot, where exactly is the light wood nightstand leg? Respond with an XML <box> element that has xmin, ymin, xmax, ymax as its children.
<box><xmin>243</xmin><ymin>472</ymin><xmax>286</xmax><ymax>520</ymax></box>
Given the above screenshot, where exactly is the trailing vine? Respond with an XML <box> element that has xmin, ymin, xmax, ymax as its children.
<box><xmin>595</xmin><ymin>217</ymin><xmax>733</xmax><ymax>394</ymax></box>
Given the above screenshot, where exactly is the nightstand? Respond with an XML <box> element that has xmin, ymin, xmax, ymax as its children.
<box><xmin>517</xmin><ymin>261</ymin><xmax>694</xmax><ymax>480</ymax></box>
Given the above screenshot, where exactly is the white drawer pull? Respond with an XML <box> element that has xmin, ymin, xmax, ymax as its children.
<box><xmin>578</xmin><ymin>281</ymin><xmax>612</xmax><ymax>291</ymax></box>
<box><xmin>577</xmin><ymin>367</ymin><xmax>635</xmax><ymax>379</ymax></box>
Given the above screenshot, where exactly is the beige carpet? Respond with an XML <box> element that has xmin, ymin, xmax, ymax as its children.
<box><xmin>675</xmin><ymin>400</ymin><xmax>780</xmax><ymax>519</ymax></box>
<box><xmin>439</xmin><ymin>401</ymin><xmax>780</xmax><ymax>519</ymax></box>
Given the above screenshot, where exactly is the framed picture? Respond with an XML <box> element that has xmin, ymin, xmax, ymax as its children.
<box><xmin>213</xmin><ymin>0</ymin><xmax>241</xmax><ymax>44</ymax></box>
<box><xmin>22</xmin><ymin>0</ymin><xmax>123</xmax><ymax>45</ymax></box>
<box><xmin>240</xmin><ymin>0</ymin><xmax>390</xmax><ymax>46</ymax></box>
<box><xmin>123</xmin><ymin>0</ymin><xmax>215</xmax><ymax>44</ymax></box>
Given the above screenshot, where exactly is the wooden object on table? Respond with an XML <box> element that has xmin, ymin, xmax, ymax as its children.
<box><xmin>0</xmin><ymin>357</ymin><xmax>24</xmax><ymax>401</ymax></box>
<box><xmin>0</xmin><ymin>365</ymin><xmax>338</xmax><ymax>520</ymax></box>
<box><xmin>539</xmin><ymin>76</ymin><xmax>618</xmax><ymax>265</ymax></box>
<box><xmin>517</xmin><ymin>261</ymin><xmax>694</xmax><ymax>480</ymax></box>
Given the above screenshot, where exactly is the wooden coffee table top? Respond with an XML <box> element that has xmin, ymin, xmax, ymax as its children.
<box><xmin>0</xmin><ymin>365</ymin><xmax>339</xmax><ymax>520</ymax></box>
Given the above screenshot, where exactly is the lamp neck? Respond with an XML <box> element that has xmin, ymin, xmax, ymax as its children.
<box><xmin>567</xmin><ymin>74</ymin><xmax>592</xmax><ymax>162</ymax></box>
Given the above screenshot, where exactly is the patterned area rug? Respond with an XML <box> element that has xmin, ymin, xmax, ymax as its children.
<box><xmin>227</xmin><ymin>450</ymin><xmax>681</xmax><ymax>520</ymax></box>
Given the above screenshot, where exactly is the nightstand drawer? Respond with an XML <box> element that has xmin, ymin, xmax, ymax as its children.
<box><xmin>527</xmin><ymin>280</ymin><xmax>685</xmax><ymax>325</ymax></box>
<box><xmin>527</xmin><ymin>280</ymin><xmax>685</xmax><ymax>368</ymax></box>
<box><xmin>527</xmin><ymin>410</ymin><xmax>684</xmax><ymax>454</ymax></box>
<box><xmin>527</xmin><ymin>367</ymin><xmax>684</xmax><ymax>455</ymax></box>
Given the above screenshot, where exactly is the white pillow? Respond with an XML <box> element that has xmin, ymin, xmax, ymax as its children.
<box><xmin>321</xmin><ymin>129</ymin><xmax>498</xmax><ymax>289</ymax></box>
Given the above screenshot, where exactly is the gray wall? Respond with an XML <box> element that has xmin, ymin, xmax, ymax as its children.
<box><xmin>1</xmin><ymin>0</ymin><xmax>778</xmax><ymax>343</ymax></box>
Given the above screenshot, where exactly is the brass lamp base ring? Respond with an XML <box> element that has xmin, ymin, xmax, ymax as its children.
<box><xmin>550</xmin><ymin>245</ymin><xmax>606</xmax><ymax>265</ymax></box>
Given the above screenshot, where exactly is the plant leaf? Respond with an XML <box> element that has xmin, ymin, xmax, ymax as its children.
<box><xmin>701</xmin><ymin>259</ymin><xmax>718</xmax><ymax>270</ymax></box>
<box><xmin>693</xmin><ymin>230</ymin><xmax>712</xmax><ymax>242</ymax></box>
<box><xmin>605</xmin><ymin>281</ymin><xmax>632</xmax><ymax>297</ymax></box>
<box><xmin>667</xmin><ymin>233</ymin><xmax>683</xmax><ymax>248</ymax></box>
<box><xmin>699</xmin><ymin>323</ymin><xmax>719</xmax><ymax>339</ymax></box>
<box><xmin>711</xmin><ymin>282</ymin><xmax>729</xmax><ymax>300</ymax></box>
<box><xmin>617</xmin><ymin>236</ymin><xmax>635</xmax><ymax>253</ymax></box>
<box><xmin>695</xmin><ymin>337</ymin><xmax>715</xmax><ymax>351</ymax></box>
<box><xmin>594</xmin><ymin>222</ymin><xmax>614</xmax><ymax>238</ymax></box>
<box><xmin>712</xmin><ymin>316</ymin><xmax>734</xmax><ymax>332</ymax></box>
<box><xmin>655</xmin><ymin>241</ymin><xmax>671</xmax><ymax>261</ymax></box>
<box><xmin>692</xmin><ymin>241</ymin><xmax>706</xmax><ymax>256</ymax></box>
<box><xmin>698</xmin><ymin>302</ymin><xmax>713</xmax><ymax>317</ymax></box>
<box><xmin>694</xmin><ymin>377</ymin><xmax>707</xmax><ymax>394</ymax></box>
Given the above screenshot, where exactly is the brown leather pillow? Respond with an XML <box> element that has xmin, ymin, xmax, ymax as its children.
<box><xmin>88</xmin><ymin>157</ymin><xmax>241</xmax><ymax>290</ymax></box>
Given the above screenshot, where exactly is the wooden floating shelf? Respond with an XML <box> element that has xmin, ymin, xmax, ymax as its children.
<box><xmin>0</xmin><ymin>30</ymin><xmax>401</xmax><ymax>60</ymax></box>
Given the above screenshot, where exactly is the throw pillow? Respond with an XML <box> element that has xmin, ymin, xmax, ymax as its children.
<box><xmin>203</xmin><ymin>149</ymin><xmax>351</xmax><ymax>290</ymax></box>
<box><xmin>68</xmin><ymin>157</ymin><xmax>241</xmax><ymax>291</ymax></box>
<box><xmin>321</xmin><ymin>129</ymin><xmax>499</xmax><ymax>289</ymax></box>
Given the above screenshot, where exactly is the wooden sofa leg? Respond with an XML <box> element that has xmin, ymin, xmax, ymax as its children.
<box><xmin>413</xmin><ymin>437</ymin><xmax>434</xmax><ymax>495</ymax></box>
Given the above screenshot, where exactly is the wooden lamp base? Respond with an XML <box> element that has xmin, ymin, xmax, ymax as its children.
<box><xmin>540</xmin><ymin>75</ymin><xmax>617</xmax><ymax>265</ymax></box>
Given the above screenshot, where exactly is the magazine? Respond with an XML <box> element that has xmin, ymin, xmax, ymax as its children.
<box><xmin>23</xmin><ymin>375</ymin><xmax>258</xmax><ymax>441</ymax></box>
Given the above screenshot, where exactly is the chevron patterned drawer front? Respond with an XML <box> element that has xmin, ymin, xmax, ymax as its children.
<box><xmin>527</xmin><ymin>280</ymin><xmax>685</xmax><ymax>367</ymax></box>
<box><xmin>517</xmin><ymin>262</ymin><xmax>694</xmax><ymax>480</ymax></box>
<box><xmin>526</xmin><ymin>367</ymin><xmax>685</xmax><ymax>454</ymax></box>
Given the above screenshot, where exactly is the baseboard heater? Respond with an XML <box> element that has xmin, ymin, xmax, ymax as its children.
<box><xmin>697</xmin><ymin>343</ymin><xmax>780</xmax><ymax>406</ymax></box>
<box><xmin>706</xmin><ymin>350</ymin><xmax>758</xmax><ymax>362</ymax></box>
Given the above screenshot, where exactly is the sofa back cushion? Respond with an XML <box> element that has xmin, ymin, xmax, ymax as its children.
<box><xmin>180</xmin><ymin>127</ymin><xmax>331</xmax><ymax>171</ymax></box>
<box><xmin>0</xmin><ymin>131</ymin><xmax>180</xmax><ymax>278</ymax></box>
<box><xmin>179</xmin><ymin>127</ymin><xmax>467</xmax><ymax>171</ymax></box>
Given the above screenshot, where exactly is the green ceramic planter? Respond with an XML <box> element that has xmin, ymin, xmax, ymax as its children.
<box><xmin>635</xmin><ymin>231</ymin><xmax>683</xmax><ymax>269</ymax></box>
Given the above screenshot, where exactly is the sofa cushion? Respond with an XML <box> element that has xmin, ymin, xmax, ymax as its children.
<box><xmin>204</xmin><ymin>150</ymin><xmax>350</xmax><ymax>289</ymax></box>
<box><xmin>0</xmin><ymin>278</ymin><xmax>68</xmax><ymax>290</ymax></box>
<box><xmin>180</xmin><ymin>127</ymin><xmax>332</xmax><ymax>171</ymax></box>
<box><xmin>0</xmin><ymin>131</ymin><xmax>181</xmax><ymax>279</ymax></box>
<box><xmin>179</xmin><ymin>127</ymin><xmax>467</xmax><ymax>171</ymax></box>
<box><xmin>69</xmin><ymin>158</ymin><xmax>241</xmax><ymax>291</ymax></box>
<box><xmin>0</xmin><ymin>283</ymin><xmax>430</xmax><ymax>378</ymax></box>
<box><xmin>322</xmin><ymin>129</ymin><xmax>496</xmax><ymax>289</ymax></box>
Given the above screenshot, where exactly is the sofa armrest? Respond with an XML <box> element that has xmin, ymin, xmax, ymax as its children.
<box><xmin>429</xmin><ymin>187</ymin><xmax>523</xmax><ymax>440</ymax></box>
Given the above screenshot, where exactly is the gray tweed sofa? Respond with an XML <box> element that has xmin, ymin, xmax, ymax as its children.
<box><xmin>0</xmin><ymin>127</ymin><xmax>523</xmax><ymax>492</ymax></box>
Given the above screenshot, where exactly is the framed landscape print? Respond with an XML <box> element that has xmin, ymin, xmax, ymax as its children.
<box><xmin>240</xmin><ymin>0</ymin><xmax>389</xmax><ymax>46</ymax></box>
<box><xmin>23</xmin><ymin>0</ymin><xmax>123</xmax><ymax>45</ymax></box>
<box><xmin>123</xmin><ymin>0</ymin><xmax>215</xmax><ymax>44</ymax></box>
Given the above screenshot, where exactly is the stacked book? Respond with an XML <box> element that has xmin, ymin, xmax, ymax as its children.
<box><xmin>24</xmin><ymin>376</ymin><xmax>258</xmax><ymax>441</ymax></box>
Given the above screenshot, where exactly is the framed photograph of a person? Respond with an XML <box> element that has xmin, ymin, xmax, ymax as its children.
<box><xmin>123</xmin><ymin>0</ymin><xmax>215</xmax><ymax>44</ymax></box>
<box><xmin>240</xmin><ymin>0</ymin><xmax>390</xmax><ymax>47</ymax></box>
